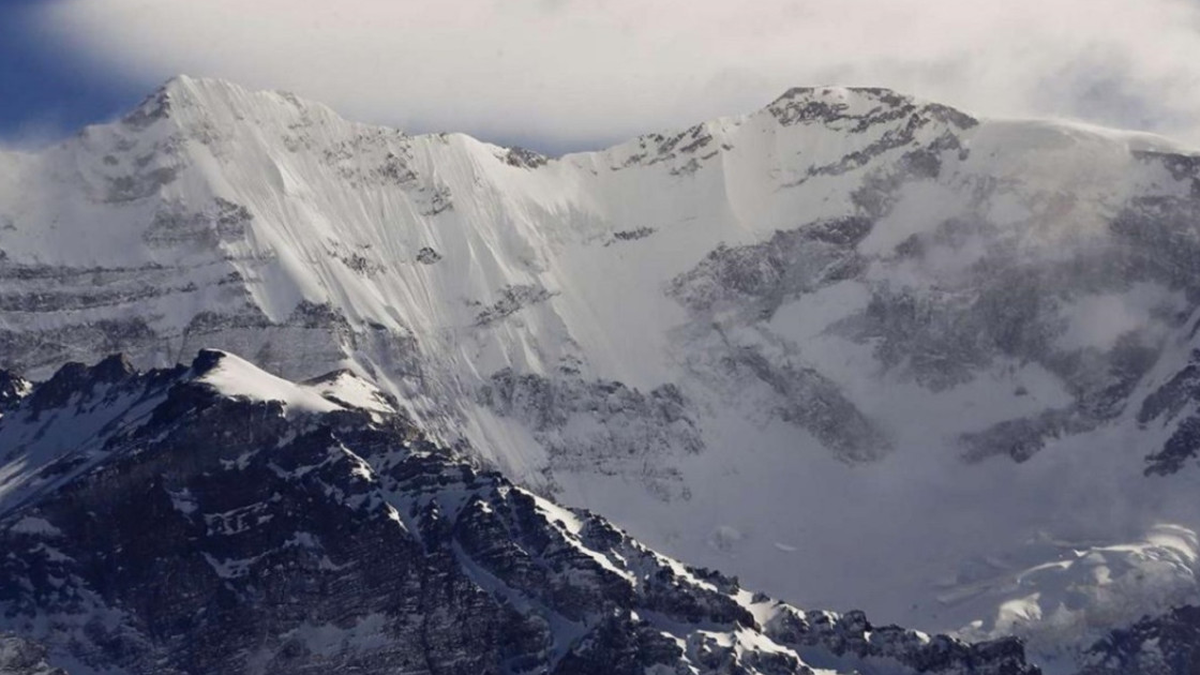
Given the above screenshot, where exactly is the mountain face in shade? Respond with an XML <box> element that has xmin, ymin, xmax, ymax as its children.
<box><xmin>2</xmin><ymin>76</ymin><xmax>1200</xmax><ymax>668</ymax></box>
<box><xmin>0</xmin><ymin>350</ymin><xmax>1037</xmax><ymax>675</ymax></box>
<box><xmin>1079</xmin><ymin>605</ymin><xmax>1200</xmax><ymax>675</ymax></box>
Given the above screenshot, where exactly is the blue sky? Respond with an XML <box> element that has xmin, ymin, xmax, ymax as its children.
<box><xmin>0</xmin><ymin>0</ymin><xmax>148</xmax><ymax>144</ymax></box>
<box><xmin>5</xmin><ymin>0</ymin><xmax>1200</xmax><ymax>153</ymax></box>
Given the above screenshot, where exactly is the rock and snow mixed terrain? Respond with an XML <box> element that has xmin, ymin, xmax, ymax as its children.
<box><xmin>3</xmin><ymin>75</ymin><xmax>1200</xmax><ymax>671</ymax></box>
<box><xmin>0</xmin><ymin>350</ymin><xmax>1036</xmax><ymax>674</ymax></box>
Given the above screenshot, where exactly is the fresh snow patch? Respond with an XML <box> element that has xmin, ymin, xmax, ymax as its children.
<box><xmin>167</xmin><ymin>488</ymin><xmax>199</xmax><ymax>515</ymax></box>
<box><xmin>196</xmin><ymin>351</ymin><xmax>342</xmax><ymax>416</ymax></box>
<box><xmin>528</xmin><ymin>490</ymin><xmax>584</xmax><ymax>534</ymax></box>
<box><xmin>302</xmin><ymin>371</ymin><xmax>395</xmax><ymax>413</ymax></box>
<box><xmin>8</xmin><ymin>517</ymin><xmax>62</xmax><ymax>537</ymax></box>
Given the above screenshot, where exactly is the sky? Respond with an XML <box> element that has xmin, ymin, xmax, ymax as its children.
<box><xmin>3</xmin><ymin>0</ymin><xmax>1200</xmax><ymax>154</ymax></box>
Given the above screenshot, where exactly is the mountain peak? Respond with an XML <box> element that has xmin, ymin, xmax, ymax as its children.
<box><xmin>120</xmin><ymin>74</ymin><xmax>342</xmax><ymax>132</ymax></box>
<box><xmin>765</xmin><ymin>84</ymin><xmax>977</xmax><ymax>130</ymax></box>
<box><xmin>190</xmin><ymin>350</ymin><xmax>369</xmax><ymax>416</ymax></box>
<box><xmin>770</xmin><ymin>85</ymin><xmax>912</xmax><ymax>107</ymax></box>
<box><xmin>158</xmin><ymin>74</ymin><xmax>249</xmax><ymax>107</ymax></box>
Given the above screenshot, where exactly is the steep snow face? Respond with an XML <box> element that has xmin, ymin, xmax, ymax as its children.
<box><xmin>2</xmin><ymin>76</ymin><xmax>1200</xmax><ymax>664</ymax></box>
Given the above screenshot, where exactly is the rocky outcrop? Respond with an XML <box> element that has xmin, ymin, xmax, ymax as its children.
<box><xmin>473</xmin><ymin>284</ymin><xmax>555</xmax><ymax>326</ymax></box>
<box><xmin>478</xmin><ymin>368</ymin><xmax>703</xmax><ymax>499</ymax></box>
<box><xmin>0</xmin><ymin>371</ymin><xmax>29</xmax><ymax>413</ymax></box>
<box><xmin>1139</xmin><ymin>349</ymin><xmax>1200</xmax><ymax>475</ymax></box>
<box><xmin>1080</xmin><ymin>605</ymin><xmax>1200</xmax><ymax>674</ymax></box>
<box><xmin>669</xmin><ymin>217</ymin><xmax>872</xmax><ymax>318</ymax></box>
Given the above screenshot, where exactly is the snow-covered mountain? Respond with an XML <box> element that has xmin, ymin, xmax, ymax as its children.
<box><xmin>3</xmin><ymin>75</ymin><xmax>1200</xmax><ymax>670</ymax></box>
<box><xmin>0</xmin><ymin>350</ymin><xmax>1037</xmax><ymax>674</ymax></box>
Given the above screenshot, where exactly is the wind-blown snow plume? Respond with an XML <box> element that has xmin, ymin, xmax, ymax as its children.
<box><xmin>24</xmin><ymin>0</ymin><xmax>1200</xmax><ymax>150</ymax></box>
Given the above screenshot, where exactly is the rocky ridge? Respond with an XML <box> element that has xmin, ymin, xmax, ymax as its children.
<box><xmin>0</xmin><ymin>351</ymin><xmax>1038</xmax><ymax>675</ymax></box>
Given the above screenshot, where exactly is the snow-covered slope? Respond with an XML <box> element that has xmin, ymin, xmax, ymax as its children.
<box><xmin>3</xmin><ymin>76</ymin><xmax>1200</xmax><ymax>667</ymax></box>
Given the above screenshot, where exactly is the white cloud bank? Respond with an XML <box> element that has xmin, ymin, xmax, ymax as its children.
<box><xmin>35</xmin><ymin>0</ymin><xmax>1200</xmax><ymax>152</ymax></box>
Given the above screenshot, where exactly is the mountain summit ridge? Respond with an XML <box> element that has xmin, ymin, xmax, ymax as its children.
<box><xmin>118</xmin><ymin>75</ymin><xmax>1191</xmax><ymax>160</ymax></box>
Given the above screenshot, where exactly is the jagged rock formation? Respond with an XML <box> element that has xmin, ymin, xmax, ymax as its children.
<box><xmin>0</xmin><ymin>371</ymin><xmax>29</xmax><ymax>413</ymax></box>
<box><xmin>1080</xmin><ymin>606</ymin><xmax>1200</xmax><ymax>675</ymax></box>
<box><xmin>478</xmin><ymin>368</ymin><xmax>702</xmax><ymax>500</ymax></box>
<box><xmin>0</xmin><ymin>351</ymin><xmax>1038</xmax><ymax>675</ymax></box>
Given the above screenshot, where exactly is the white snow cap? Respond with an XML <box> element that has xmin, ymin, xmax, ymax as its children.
<box><xmin>192</xmin><ymin>349</ymin><xmax>353</xmax><ymax>416</ymax></box>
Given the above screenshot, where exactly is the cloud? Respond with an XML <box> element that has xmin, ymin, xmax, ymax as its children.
<box><xmin>32</xmin><ymin>0</ymin><xmax>1200</xmax><ymax>153</ymax></box>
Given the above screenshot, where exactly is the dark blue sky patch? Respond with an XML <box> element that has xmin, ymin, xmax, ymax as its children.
<box><xmin>0</xmin><ymin>0</ymin><xmax>148</xmax><ymax>146</ymax></box>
